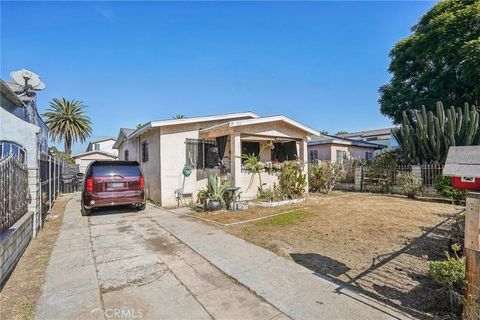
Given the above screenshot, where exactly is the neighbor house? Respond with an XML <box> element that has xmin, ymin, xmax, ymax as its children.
<box><xmin>72</xmin><ymin>138</ymin><xmax>118</xmax><ymax>173</ymax></box>
<box><xmin>307</xmin><ymin>134</ymin><xmax>385</xmax><ymax>163</ymax></box>
<box><xmin>337</xmin><ymin>128</ymin><xmax>398</xmax><ymax>148</ymax></box>
<box><xmin>113</xmin><ymin>112</ymin><xmax>318</xmax><ymax>207</ymax></box>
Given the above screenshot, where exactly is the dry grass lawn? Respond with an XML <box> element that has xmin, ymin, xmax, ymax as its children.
<box><xmin>0</xmin><ymin>194</ymin><xmax>71</xmax><ymax>320</ymax></box>
<box><xmin>195</xmin><ymin>192</ymin><xmax>464</xmax><ymax>318</ymax></box>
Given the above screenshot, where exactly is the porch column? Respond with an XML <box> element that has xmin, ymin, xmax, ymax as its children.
<box><xmin>230</xmin><ymin>132</ymin><xmax>241</xmax><ymax>188</ymax></box>
<box><xmin>300</xmin><ymin>139</ymin><xmax>309</xmax><ymax>193</ymax></box>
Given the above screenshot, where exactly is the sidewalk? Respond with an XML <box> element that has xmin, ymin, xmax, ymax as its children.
<box><xmin>148</xmin><ymin>207</ymin><xmax>413</xmax><ymax>320</ymax></box>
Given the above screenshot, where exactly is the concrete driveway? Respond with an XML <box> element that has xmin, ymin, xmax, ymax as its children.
<box><xmin>35</xmin><ymin>194</ymin><xmax>287</xmax><ymax>320</ymax></box>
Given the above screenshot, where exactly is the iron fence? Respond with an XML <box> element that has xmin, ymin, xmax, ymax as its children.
<box><xmin>39</xmin><ymin>156</ymin><xmax>64</xmax><ymax>214</ymax></box>
<box><xmin>0</xmin><ymin>155</ymin><xmax>30</xmax><ymax>233</ymax></box>
<box><xmin>421</xmin><ymin>164</ymin><xmax>444</xmax><ymax>187</ymax></box>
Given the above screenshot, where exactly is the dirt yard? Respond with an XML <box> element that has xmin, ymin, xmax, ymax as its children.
<box><xmin>195</xmin><ymin>192</ymin><xmax>464</xmax><ymax>318</ymax></box>
<box><xmin>0</xmin><ymin>194</ymin><xmax>71</xmax><ymax>320</ymax></box>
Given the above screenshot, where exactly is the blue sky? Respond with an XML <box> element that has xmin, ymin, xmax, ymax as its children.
<box><xmin>1</xmin><ymin>1</ymin><xmax>434</xmax><ymax>154</ymax></box>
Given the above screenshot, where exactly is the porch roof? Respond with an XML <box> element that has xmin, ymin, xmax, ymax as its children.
<box><xmin>199</xmin><ymin>115</ymin><xmax>319</xmax><ymax>138</ymax></box>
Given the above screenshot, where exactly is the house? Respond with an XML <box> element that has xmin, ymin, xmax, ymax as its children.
<box><xmin>307</xmin><ymin>134</ymin><xmax>385</xmax><ymax>163</ymax></box>
<box><xmin>73</xmin><ymin>138</ymin><xmax>118</xmax><ymax>173</ymax></box>
<box><xmin>86</xmin><ymin>137</ymin><xmax>118</xmax><ymax>155</ymax></box>
<box><xmin>337</xmin><ymin>128</ymin><xmax>398</xmax><ymax>148</ymax></box>
<box><xmin>113</xmin><ymin>112</ymin><xmax>318</xmax><ymax>207</ymax></box>
<box><xmin>1</xmin><ymin>78</ymin><xmax>49</xmax><ymax>231</ymax></box>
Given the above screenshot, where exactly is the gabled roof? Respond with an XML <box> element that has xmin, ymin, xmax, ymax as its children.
<box><xmin>89</xmin><ymin>137</ymin><xmax>116</xmax><ymax>144</ymax></box>
<box><xmin>200</xmin><ymin>115</ymin><xmax>319</xmax><ymax>136</ymax></box>
<box><xmin>113</xmin><ymin>128</ymin><xmax>135</xmax><ymax>149</ymax></box>
<box><xmin>0</xmin><ymin>80</ymin><xmax>24</xmax><ymax>107</ymax></box>
<box><xmin>72</xmin><ymin>150</ymin><xmax>118</xmax><ymax>159</ymax></box>
<box><xmin>338</xmin><ymin>128</ymin><xmax>394</xmax><ymax>138</ymax></box>
<box><xmin>308</xmin><ymin>134</ymin><xmax>385</xmax><ymax>149</ymax></box>
<box><xmin>129</xmin><ymin>112</ymin><xmax>259</xmax><ymax>139</ymax></box>
<box><xmin>443</xmin><ymin>146</ymin><xmax>480</xmax><ymax>177</ymax></box>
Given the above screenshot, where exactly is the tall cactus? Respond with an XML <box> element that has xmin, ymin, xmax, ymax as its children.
<box><xmin>393</xmin><ymin>102</ymin><xmax>480</xmax><ymax>164</ymax></box>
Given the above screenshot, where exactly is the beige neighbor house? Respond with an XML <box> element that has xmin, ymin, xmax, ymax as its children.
<box><xmin>307</xmin><ymin>134</ymin><xmax>385</xmax><ymax>163</ymax></box>
<box><xmin>72</xmin><ymin>138</ymin><xmax>118</xmax><ymax>173</ymax></box>
<box><xmin>113</xmin><ymin>112</ymin><xmax>318</xmax><ymax>207</ymax></box>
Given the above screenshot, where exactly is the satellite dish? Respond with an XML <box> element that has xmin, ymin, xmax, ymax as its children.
<box><xmin>9</xmin><ymin>69</ymin><xmax>46</xmax><ymax>92</ymax></box>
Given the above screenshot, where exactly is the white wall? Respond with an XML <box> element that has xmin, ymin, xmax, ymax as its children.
<box><xmin>91</xmin><ymin>139</ymin><xmax>118</xmax><ymax>156</ymax></box>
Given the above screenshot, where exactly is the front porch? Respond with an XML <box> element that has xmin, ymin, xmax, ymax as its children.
<box><xmin>198</xmin><ymin>117</ymin><xmax>311</xmax><ymax>200</ymax></box>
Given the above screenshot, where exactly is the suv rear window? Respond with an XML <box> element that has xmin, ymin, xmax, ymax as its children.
<box><xmin>90</xmin><ymin>164</ymin><xmax>141</xmax><ymax>177</ymax></box>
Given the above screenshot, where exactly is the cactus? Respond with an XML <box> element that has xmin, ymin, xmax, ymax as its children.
<box><xmin>393</xmin><ymin>102</ymin><xmax>480</xmax><ymax>164</ymax></box>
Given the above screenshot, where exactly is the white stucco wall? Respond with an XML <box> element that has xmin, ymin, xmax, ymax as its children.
<box><xmin>0</xmin><ymin>108</ymin><xmax>40</xmax><ymax>167</ymax></box>
<box><xmin>89</xmin><ymin>139</ymin><xmax>118</xmax><ymax>156</ymax></box>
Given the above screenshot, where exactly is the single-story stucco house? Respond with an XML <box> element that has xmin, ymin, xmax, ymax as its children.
<box><xmin>307</xmin><ymin>134</ymin><xmax>385</xmax><ymax>163</ymax></box>
<box><xmin>73</xmin><ymin>138</ymin><xmax>118</xmax><ymax>173</ymax></box>
<box><xmin>113</xmin><ymin>112</ymin><xmax>318</xmax><ymax>207</ymax></box>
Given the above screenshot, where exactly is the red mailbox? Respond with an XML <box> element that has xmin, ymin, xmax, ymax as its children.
<box><xmin>443</xmin><ymin>146</ymin><xmax>480</xmax><ymax>191</ymax></box>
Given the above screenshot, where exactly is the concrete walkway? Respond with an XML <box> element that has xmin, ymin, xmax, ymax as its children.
<box><xmin>148</xmin><ymin>207</ymin><xmax>413</xmax><ymax>320</ymax></box>
<box><xmin>36</xmin><ymin>195</ymin><xmax>286</xmax><ymax>320</ymax></box>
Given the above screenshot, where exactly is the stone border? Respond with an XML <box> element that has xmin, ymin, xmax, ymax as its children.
<box><xmin>248</xmin><ymin>197</ymin><xmax>305</xmax><ymax>208</ymax></box>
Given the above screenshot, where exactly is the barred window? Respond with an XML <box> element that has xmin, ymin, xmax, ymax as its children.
<box><xmin>186</xmin><ymin>139</ymin><xmax>219</xmax><ymax>169</ymax></box>
<box><xmin>142</xmin><ymin>141</ymin><xmax>149</xmax><ymax>162</ymax></box>
<box><xmin>124</xmin><ymin>149</ymin><xmax>129</xmax><ymax>161</ymax></box>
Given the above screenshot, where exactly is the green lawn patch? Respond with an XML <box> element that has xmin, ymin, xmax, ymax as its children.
<box><xmin>255</xmin><ymin>208</ymin><xmax>308</xmax><ymax>227</ymax></box>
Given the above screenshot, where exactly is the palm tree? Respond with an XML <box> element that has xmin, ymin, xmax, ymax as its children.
<box><xmin>173</xmin><ymin>114</ymin><xmax>186</xmax><ymax>119</ymax></box>
<box><xmin>43</xmin><ymin>98</ymin><xmax>92</xmax><ymax>155</ymax></box>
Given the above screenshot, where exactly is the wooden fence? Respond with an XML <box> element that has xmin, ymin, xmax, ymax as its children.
<box><xmin>0</xmin><ymin>155</ymin><xmax>30</xmax><ymax>233</ymax></box>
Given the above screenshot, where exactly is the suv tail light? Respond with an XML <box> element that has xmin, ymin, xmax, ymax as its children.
<box><xmin>139</xmin><ymin>176</ymin><xmax>144</xmax><ymax>190</ymax></box>
<box><xmin>86</xmin><ymin>178</ymin><xmax>94</xmax><ymax>192</ymax></box>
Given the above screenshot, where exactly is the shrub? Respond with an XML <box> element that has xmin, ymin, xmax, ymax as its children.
<box><xmin>278</xmin><ymin>161</ymin><xmax>307</xmax><ymax>199</ymax></box>
<box><xmin>429</xmin><ymin>247</ymin><xmax>466</xmax><ymax>314</ymax></box>
<box><xmin>308</xmin><ymin>161</ymin><xmax>346</xmax><ymax>194</ymax></box>
<box><xmin>397</xmin><ymin>171</ymin><xmax>422</xmax><ymax>198</ymax></box>
<box><xmin>435</xmin><ymin>176</ymin><xmax>467</xmax><ymax>204</ymax></box>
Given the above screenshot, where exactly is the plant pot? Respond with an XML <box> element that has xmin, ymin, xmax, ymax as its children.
<box><xmin>205</xmin><ymin>200</ymin><xmax>222</xmax><ymax>212</ymax></box>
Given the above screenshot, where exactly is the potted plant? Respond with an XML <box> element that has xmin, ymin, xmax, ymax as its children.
<box><xmin>197</xmin><ymin>175</ymin><xmax>227</xmax><ymax>211</ymax></box>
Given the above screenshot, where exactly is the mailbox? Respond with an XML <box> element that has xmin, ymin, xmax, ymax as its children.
<box><xmin>443</xmin><ymin>146</ymin><xmax>480</xmax><ymax>191</ymax></box>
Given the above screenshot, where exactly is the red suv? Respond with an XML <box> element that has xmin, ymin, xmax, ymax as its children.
<box><xmin>81</xmin><ymin>161</ymin><xmax>146</xmax><ymax>216</ymax></box>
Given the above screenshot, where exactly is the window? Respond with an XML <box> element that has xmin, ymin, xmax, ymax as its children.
<box><xmin>241</xmin><ymin>142</ymin><xmax>260</xmax><ymax>158</ymax></box>
<box><xmin>142</xmin><ymin>141</ymin><xmax>149</xmax><ymax>162</ymax></box>
<box><xmin>94</xmin><ymin>143</ymin><xmax>100</xmax><ymax>150</ymax></box>
<box><xmin>185</xmin><ymin>139</ymin><xmax>219</xmax><ymax>169</ymax></box>
<box><xmin>124</xmin><ymin>150</ymin><xmax>129</xmax><ymax>161</ymax></box>
<box><xmin>365</xmin><ymin>151</ymin><xmax>373</xmax><ymax>160</ymax></box>
<box><xmin>309</xmin><ymin>149</ymin><xmax>318</xmax><ymax>162</ymax></box>
<box><xmin>271</xmin><ymin>141</ymin><xmax>297</xmax><ymax>162</ymax></box>
<box><xmin>0</xmin><ymin>141</ymin><xmax>27</xmax><ymax>163</ymax></box>
<box><xmin>336</xmin><ymin>150</ymin><xmax>347</xmax><ymax>164</ymax></box>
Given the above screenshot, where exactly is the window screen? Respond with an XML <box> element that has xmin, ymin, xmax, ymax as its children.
<box><xmin>124</xmin><ymin>150</ymin><xmax>129</xmax><ymax>161</ymax></box>
<box><xmin>241</xmin><ymin>142</ymin><xmax>260</xmax><ymax>157</ymax></box>
<box><xmin>272</xmin><ymin>141</ymin><xmax>297</xmax><ymax>162</ymax></box>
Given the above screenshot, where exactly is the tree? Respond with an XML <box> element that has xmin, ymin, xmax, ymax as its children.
<box><xmin>379</xmin><ymin>0</ymin><xmax>480</xmax><ymax>123</ymax></box>
<box><xmin>48</xmin><ymin>146</ymin><xmax>74</xmax><ymax>164</ymax></box>
<box><xmin>173</xmin><ymin>114</ymin><xmax>186</xmax><ymax>119</ymax></box>
<box><xmin>319</xmin><ymin>129</ymin><xmax>329</xmax><ymax>136</ymax></box>
<box><xmin>43</xmin><ymin>98</ymin><xmax>92</xmax><ymax>155</ymax></box>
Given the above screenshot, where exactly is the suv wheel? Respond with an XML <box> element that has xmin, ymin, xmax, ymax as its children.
<box><xmin>81</xmin><ymin>201</ymin><xmax>91</xmax><ymax>216</ymax></box>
